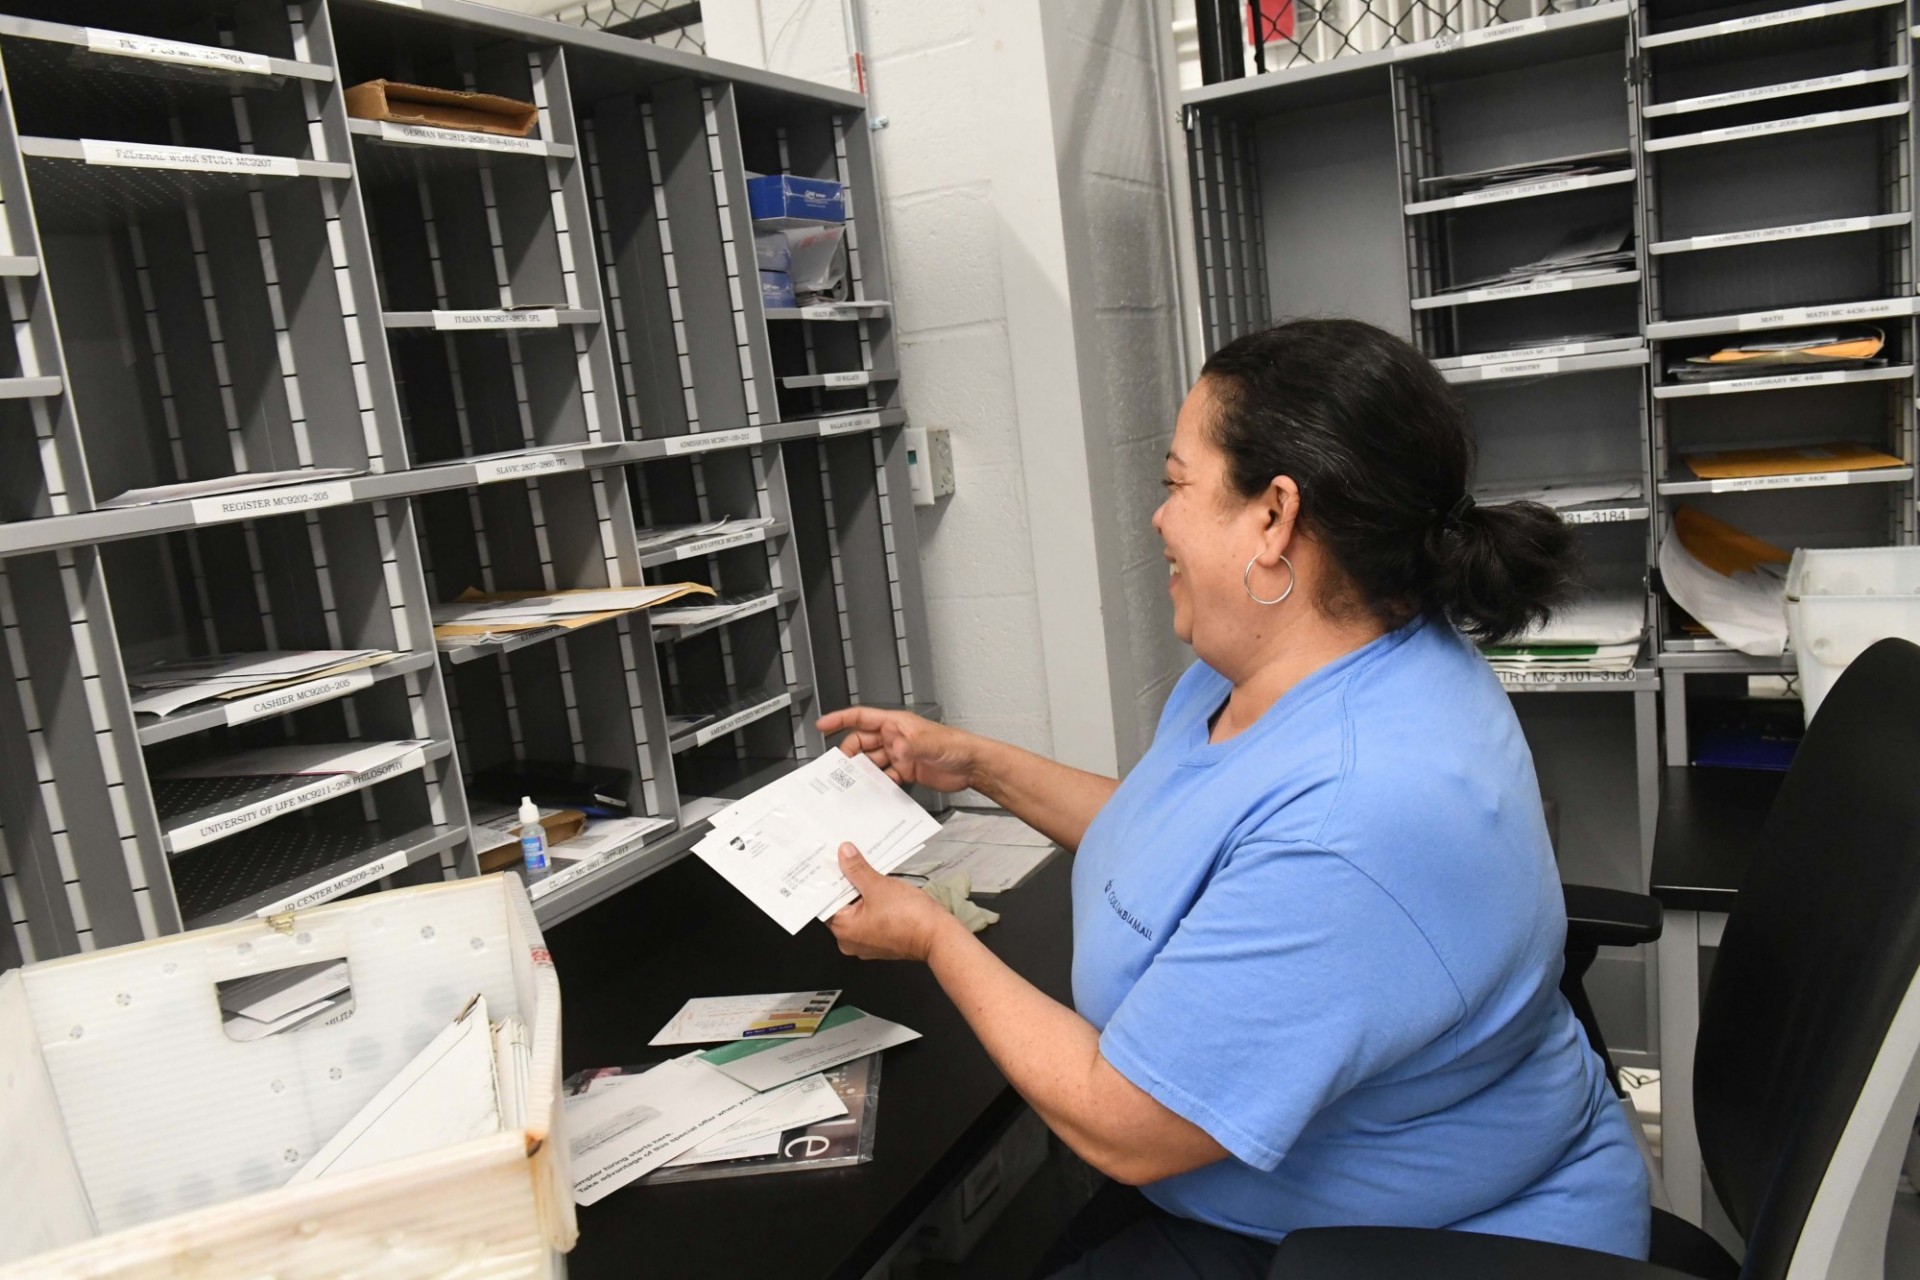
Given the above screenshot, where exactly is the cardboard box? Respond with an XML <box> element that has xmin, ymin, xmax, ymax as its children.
<box><xmin>344</xmin><ymin>80</ymin><xmax>538</xmax><ymax>137</ymax></box>
<box><xmin>474</xmin><ymin>806</ymin><xmax>590</xmax><ymax>874</ymax></box>
<box><xmin>0</xmin><ymin>876</ymin><xmax>574</xmax><ymax>1277</ymax></box>
<box><xmin>747</xmin><ymin>174</ymin><xmax>846</xmax><ymax>224</ymax></box>
<box><xmin>760</xmin><ymin>271</ymin><xmax>796</xmax><ymax>309</ymax></box>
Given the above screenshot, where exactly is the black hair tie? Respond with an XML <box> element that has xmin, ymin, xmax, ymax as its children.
<box><xmin>1444</xmin><ymin>493</ymin><xmax>1475</xmax><ymax>531</ymax></box>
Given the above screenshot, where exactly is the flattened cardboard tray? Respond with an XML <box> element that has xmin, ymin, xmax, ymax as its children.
<box><xmin>344</xmin><ymin>79</ymin><xmax>538</xmax><ymax>137</ymax></box>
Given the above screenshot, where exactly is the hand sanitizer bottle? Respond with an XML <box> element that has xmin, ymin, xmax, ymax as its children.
<box><xmin>518</xmin><ymin>796</ymin><xmax>549</xmax><ymax>873</ymax></box>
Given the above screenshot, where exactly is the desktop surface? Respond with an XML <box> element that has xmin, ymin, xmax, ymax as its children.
<box><xmin>546</xmin><ymin>844</ymin><xmax>1075</xmax><ymax>1279</ymax></box>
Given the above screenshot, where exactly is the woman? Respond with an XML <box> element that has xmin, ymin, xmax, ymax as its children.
<box><xmin>818</xmin><ymin>319</ymin><xmax>1650</xmax><ymax>1277</ymax></box>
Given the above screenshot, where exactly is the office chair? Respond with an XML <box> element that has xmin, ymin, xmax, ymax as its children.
<box><xmin>1271</xmin><ymin>637</ymin><xmax>1920</xmax><ymax>1280</ymax></box>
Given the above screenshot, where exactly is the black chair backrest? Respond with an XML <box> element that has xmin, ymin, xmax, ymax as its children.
<box><xmin>1694</xmin><ymin>638</ymin><xmax>1920</xmax><ymax>1280</ymax></box>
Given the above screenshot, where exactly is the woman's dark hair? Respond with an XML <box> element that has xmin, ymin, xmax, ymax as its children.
<box><xmin>1199</xmin><ymin>318</ymin><xmax>1578</xmax><ymax>643</ymax></box>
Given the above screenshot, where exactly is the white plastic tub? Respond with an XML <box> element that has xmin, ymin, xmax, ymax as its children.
<box><xmin>0</xmin><ymin>873</ymin><xmax>574</xmax><ymax>1279</ymax></box>
<box><xmin>1786</xmin><ymin>546</ymin><xmax>1920</xmax><ymax>720</ymax></box>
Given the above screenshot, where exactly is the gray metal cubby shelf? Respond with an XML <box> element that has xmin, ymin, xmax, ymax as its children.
<box><xmin>0</xmin><ymin>0</ymin><xmax>936</xmax><ymax>968</ymax></box>
<box><xmin>1181</xmin><ymin>0</ymin><xmax>1917</xmax><ymax>1069</ymax></box>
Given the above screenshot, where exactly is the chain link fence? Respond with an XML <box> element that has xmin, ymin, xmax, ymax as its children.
<box><xmin>1244</xmin><ymin>0</ymin><xmax>1599</xmax><ymax>70</ymax></box>
<box><xmin>548</xmin><ymin>0</ymin><xmax>704</xmax><ymax>55</ymax></box>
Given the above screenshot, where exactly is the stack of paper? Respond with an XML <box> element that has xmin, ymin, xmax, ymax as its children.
<box><xmin>1478</xmin><ymin>478</ymin><xmax>1643</xmax><ymax>512</ymax></box>
<box><xmin>1681</xmin><ymin>441</ymin><xmax>1905</xmax><ymax>482</ymax></box>
<box><xmin>1482</xmin><ymin>592</ymin><xmax>1645</xmax><ymax>677</ymax></box>
<box><xmin>1667</xmin><ymin>327</ymin><xmax>1884</xmax><ymax>382</ymax></box>
<box><xmin>650</xmin><ymin>593</ymin><xmax>774</xmax><ymax>628</ymax></box>
<box><xmin>692</xmin><ymin>750</ymin><xmax>942</xmax><ymax>934</ymax></box>
<box><xmin>634</xmin><ymin>516</ymin><xmax>777</xmax><ymax>552</ymax></box>
<box><xmin>97</xmin><ymin>467</ymin><xmax>363</xmax><ymax>510</ymax></box>
<box><xmin>1658</xmin><ymin>506</ymin><xmax>1791</xmax><ymax>656</ymax></box>
<box><xmin>218</xmin><ymin>959</ymin><xmax>354</xmax><ymax>1042</ymax></box>
<box><xmin>524</xmin><ymin>813</ymin><xmax>675</xmax><ymax>901</ymax></box>
<box><xmin>1448</xmin><ymin>222</ymin><xmax>1634</xmax><ymax>292</ymax></box>
<box><xmin>651</xmin><ymin>991</ymin><xmax>845</xmax><ymax>1045</ymax></box>
<box><xmin>432</xmin><ymin>583</ymin><xmax>713</xmax><ymax>650</ymax></box>
<box><xmin>1420</xmin><ymin>148</ymin><xmax>1630</xmax><ymax>199</ymax></box>
<box><xmin>290</xmin><ymin>994</ymin><xmax>505</xmax><ymax>1186</ymax></box>
<box><xmin>565</xmin><ymin>1005</ymin><xmax>917</xmax><ymax>1203</ymax></box>
<box><xmin>126</xmin><ymin>649</ymin><xmax>401</xmax><ymax>718</ymax></box>
<box><xmin>894</xmin><ymin>811</ymin><xmax>1057</xmax><ymax>894</ymax></box>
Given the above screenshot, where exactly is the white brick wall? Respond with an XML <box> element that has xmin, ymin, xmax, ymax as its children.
<box><xmin>705</xmin><ymin>0</ymin><xmax>1194</xmax><ymax>776</ymax></box>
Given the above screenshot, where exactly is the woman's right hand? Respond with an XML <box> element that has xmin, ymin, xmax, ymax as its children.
<box><xmin>816</xmin><ymin>706</ymin><xmax>979</xmax><ymax>794</ymax></box>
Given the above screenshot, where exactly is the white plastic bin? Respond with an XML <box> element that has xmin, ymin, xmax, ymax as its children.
<box><xmin>1785</xmin><ymin>546</ymin><xmax>1920</xmax><ymax>720</ymax></box>
<box><xmin>0</xmin><ymin>873</ymin><xmax>574</xmax><ymax>1278</ymax></box>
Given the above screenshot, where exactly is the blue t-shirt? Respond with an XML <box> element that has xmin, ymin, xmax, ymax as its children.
<box><xmin>1072</xmin><ymin>615</ymin><xmax>1650</xmax><ymax>1256</ymax></box>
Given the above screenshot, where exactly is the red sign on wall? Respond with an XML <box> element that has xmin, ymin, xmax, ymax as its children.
<box><xmin>1248</xmin><ymin>0</ymin><xmax>1297</xmax><ymax>43</ymax></box>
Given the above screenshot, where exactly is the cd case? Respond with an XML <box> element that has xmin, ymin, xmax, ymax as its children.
<box><xmin>562</xmin><ymin>1052</ymin><xmax>882</xmax><ymax>1184</ymax></box>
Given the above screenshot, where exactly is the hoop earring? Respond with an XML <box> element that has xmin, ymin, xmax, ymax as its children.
<box><xmin>1244</xmin><ymin>554</ymin><xmax>1294</xmax><ymax>606</ymax></box>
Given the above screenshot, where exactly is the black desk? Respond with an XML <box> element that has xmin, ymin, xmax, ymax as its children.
<box><xmin>1650</xmin><ymin>766</ymin><xmax>1783</xmax><ymax>911</ymax></box>
<box><xmin>545</xmin><ymin>849</ymin><xmax>1076</xmax><ymax>1279</ymax></box>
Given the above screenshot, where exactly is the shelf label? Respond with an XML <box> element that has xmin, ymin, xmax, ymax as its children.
<box><xmin>84</xmin><ymin>29</ymin><xmax>273</xmax><ymax>75</ymax></box>
<box><xmin>1705</xmin><ymin>368</ymin><xmax>1856</xmax><ymax>393</ymax></box>
<box><xmin>1560</xmin><ymin>505</ymin><xmax>1645</xmax><ymax>526</ymax></box>
<box><xmin>1687</xmin><ymin>216</ymin><xmax>1873</xmax><ymax>251</ymax></box>
<box><xmin>817</xmin><ymin>411</ymin><xmax>884</xmax><ymax>437</ymax></box>
<box><xmin>80</xmin><ymin>139</ymin><xmax>299</xmax><ymax>178</ymax></box>
<box><xmin>1497</xmin><ymin>668</ymin><xmax>1640</xmax><ymax>688</ymax></box>
<box><xmin>797</xmin><ymin>302</ymin><xmax>881</xmax><ymax>320</ymax></box>
<box><xmin>1669</xmin><ymin>69</ymin><xmax>1881</xmax><ymax>115</ymax></box>
<box><xmin>430</xmin><ymin>309</ymin><xmax>559</xmax><ymax>330</ymax></box>
<box><xmin>189</xmin><ymin>482</ymin><xmax>351</xmax><ymax>525</ymax></box>
<box><xmin>1737</xmin><ymin>297</ymin><xmax>1915</xmax><ymax>330</ymax></box>
<box><xmin>1708</xmin><ymin>470</ymin><xmax>1859</xmax><ymax>492</ymax></box>
<box><xmin>674</xmin><ymin>528</ymin><xmax>768</xmax><ymax>560</ymax></box>
<box><xmin>1460</xmin><ymin>341</ymin><xmax>1603</xmax><ymax>367</ymax></box>
<box><xmin>1725</xmin><ymin>2</ymin><xmax>1832</xmax><ymax>33</ymax></box>
<box><xmin>666</xmin><ymin>426</ymin><xmax>762</xmax><ymax>455</ymax></box>
<box><xmin>376</xmin><ymin>121</ymin><xmax>548</xmax><ymax>156</ymax></box>
<box><xmin>1430</xmin><ymin>170</ymin><xmax>1626</xmax><ymax>211</ymax></box>
<box><xmin>693</xmin><ymin>693</ymin><xmax>793</xmax><ymax>746</ymax></box>
<box><xmin>257</xmin><ymin>848</ymin><xmax>413</xmax><ymax>917</ymax></box>
<box><xmin>821</xmin><ymin>370</ymin><xmax>871</xmax><ymax>388</ymax></box>
<box><xmin>1463</xmin><ymin>278</ymin><xmax>1579</xmax><ymax>303</ymax></box>
<box><xmin>1458</xmin><ymin>14</ymin><xmax>1548</xmax><ymax>46</ymax></box>
<box><xmin>1684</xmin><ymin>108</ymin><xmax>1858</xmax><ymax>148</ymax></box>
<box><xmin>472</xmin><ymin>450</ymin><xmax>586</xmax><ymax>482</ymax></box>
<box><xmin>224</xmin><ymin>669</ymin><xmax>378</xmax><ymax>727</ymax></box>
<box><xmin>164</xmin><ymin>749</ymin><xmax>428</xmax><ymax>853</ymax></box>
<box><xmin>1470</xmin><ymin>357</ymin><xmax>1562</xmax><ymax>380</ymax></box>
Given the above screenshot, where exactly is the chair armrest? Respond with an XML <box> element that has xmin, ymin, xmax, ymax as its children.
<box><xmin>1271</xmin><ymin>1227</ymin><xmax>1694</xmax><ymax>1279</ymax></box>
<box><xmin>1564</xmin><ymin>884</ymin><xmax>1663</xmax><ymax>950</ymax></box>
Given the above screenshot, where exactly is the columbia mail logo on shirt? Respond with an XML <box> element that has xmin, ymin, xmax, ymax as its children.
<box><xmin>1103</xmin><ymin>879</ymin><xmax>1154</xmax><ymax>942</ymax></box>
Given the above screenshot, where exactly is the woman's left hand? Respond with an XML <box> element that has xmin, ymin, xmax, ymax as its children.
<box><xmin>826</xmin><ymin>843</ymin><xmax>961</xmax><ymax>962</ymax></box>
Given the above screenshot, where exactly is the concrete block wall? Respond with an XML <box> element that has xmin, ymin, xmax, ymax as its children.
<box><xmin>705</xmin><ymin>0</ymin><xmax>1197</xmax><ymax>781</ymax></box>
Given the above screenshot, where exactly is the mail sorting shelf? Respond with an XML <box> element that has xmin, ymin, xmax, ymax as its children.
<box><xmin>1395</xmin><ymin>9</ymin><xmax>1644</xmax><ymax>362</ymax></box>
<box><xmin>636</xmin><ymin>445</ymin><xmax>823</xmax><ymax>803</ymax></box>
<box><xmin>0</xmin><ymin>496</ymin><xmax>465</xmax><ymax>963</ymax></box>
<box><xmin>1459</xmin><ymin>363</ymin><xmax>1663</xmax><ymax>1070</ymax></box>
<box><xmin>732</xmin><ymin>94</ymin><xmax>933</xmax><ymax>715</ymax></box>
<box><xmin>733</xmin><ymin>92</ymin><xmax>904</xmax><ymax>424</ymax></box>
<box><xmin>1181</xmin><ymin>2</ymin><xmax>1665</xmax><ymax>1069</ymax></box>
<box><xmin>0</xmin><ymin>2</ymin><xmax>388</xmax><ymax>513</ymax></box>
<box><xmin>0</xmin><ymin>30</ymin><xmax>74</xmax><ymax>533</ymax></box>
<box><xmin>416</xmin><ymin>458</ymin><xmax>669</xmax><ymax>822</ymax></box>
<box><xmin>1649</xmin><ymin>335</ymin><xmax>1919</xmax><ymax>648</ymax></box>
<box><xmin>1638</xmin><ymin>0</ymin><xmax>1914</xmax><ymax>325</ymax></box>
<box><xmin>330</xmin><ymin>11</ymin><xmax>622</xmax><ymax>467</ymax></box>
<box><xmin>0</xmin><ymin>0</ymin><xmax>939</xmax><ymax>949</ymax></box>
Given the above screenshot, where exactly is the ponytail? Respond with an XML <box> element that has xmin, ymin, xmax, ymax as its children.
<box><xmin>1201</xmin><ymin>319</ymin><xmax>1580</xmax><ymax>644</ymax></box>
